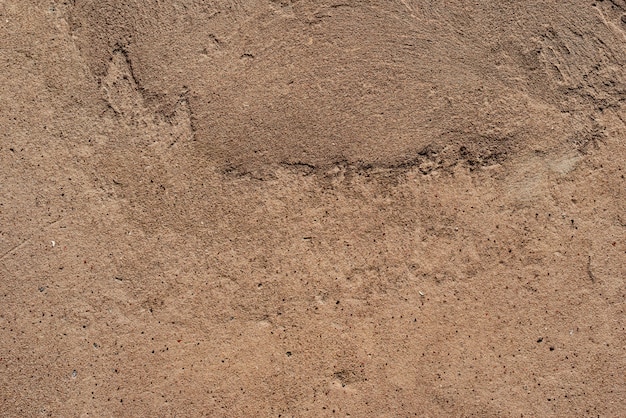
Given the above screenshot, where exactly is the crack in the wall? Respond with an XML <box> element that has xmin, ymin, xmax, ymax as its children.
<box><xmin>222</xmin><ymin>138</ymin><xmax>510</xmax><ymax>182</ymax></box>
<box><xmin>101</xmin><ymin>48</ymin><xmax>194</xmax><ymax>146</ymax></box>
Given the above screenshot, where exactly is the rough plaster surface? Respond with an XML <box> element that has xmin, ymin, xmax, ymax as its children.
<box><xmin>1</xmin><ymin>0</ymin><xmax>625</xmax><ymax>416</ymax></box>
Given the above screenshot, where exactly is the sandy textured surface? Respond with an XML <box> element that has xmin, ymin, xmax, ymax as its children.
<box><xmin>1</xmin><ymin>0</ymin><xmax>625</xmax><ymax>416</ymax></box>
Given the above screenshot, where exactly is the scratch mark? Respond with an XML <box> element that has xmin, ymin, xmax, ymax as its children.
<box><xmin>400</xmin><ymin>0</ymin><xmax>414</xmax><ymax>13</ymax></box>
<box><xmin>587</xmin><ymin>255</ymin><xmax>596</xmax><ymax>283</ymax></box>
<box><xmin>0</xmin><ymin>238</ymin><xmax>32</xmax><ymax>262</ymax></box>
<box><xmin>0</xmin><ymin>218</ymin><xmax>63</xmax><ymax>264</ymax></box>
<box><xmin>615</xmin><ymin>110</ymin><xmax>626</xmax><ymax>127</ymax></box>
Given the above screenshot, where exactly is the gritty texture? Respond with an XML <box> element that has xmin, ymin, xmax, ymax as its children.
<box><xmin>1</xmin><ymin>0</ymin><xmax>625</xmax><ymax>417</ymax></box>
